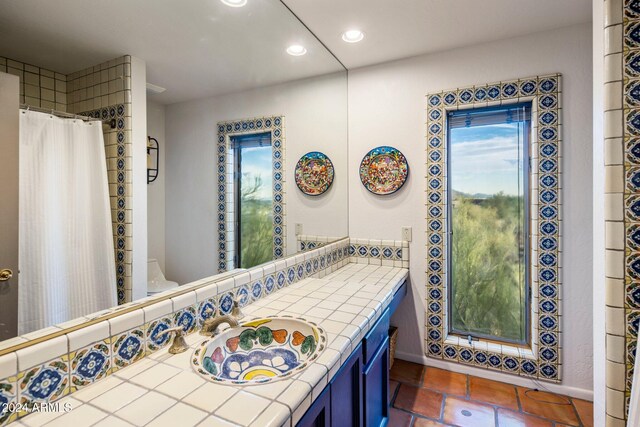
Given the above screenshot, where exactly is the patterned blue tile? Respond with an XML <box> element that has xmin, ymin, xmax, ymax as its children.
<box><xmin>425</xmin><ymin>75</ymin><xmax>562</xmax><ymax>382</ymax></box>
<box><xmin>70</xmin><ymin>341</ymin><xmax>111</xmax><ymax>391</ymax></box>
<box><xmin>18</xmin><ymin>358</ymin><xmax>69</xmax><ymax>410</ymax></box>
<box><xmin>217</xmin><ymin>116</ymin><xmax>285</xmax><ymax>272</ymax></box>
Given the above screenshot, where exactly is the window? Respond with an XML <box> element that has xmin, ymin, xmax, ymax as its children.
<box><xmin>231</xmin><ymin>132</ymin><xmax>273</xmax><ymax>269</ymax></box>
<box><xmin>447</xmin><ymin>103</ymin><xmax>531</xmax><ymax>344</ymax></box>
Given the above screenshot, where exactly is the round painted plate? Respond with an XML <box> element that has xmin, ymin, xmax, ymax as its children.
<box><xmin>295</xmin><ymin>151</ymin><xmax>335</xmax><ymax>196</ymax></box>
<box><xmin>359</xmin><ymin>146</ymin><xmax>409</xmax><ymax>195</ymax></box>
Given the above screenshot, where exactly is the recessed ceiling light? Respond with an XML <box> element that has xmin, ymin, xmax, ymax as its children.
<box><xmin>221</xmin><ymin>0</ymin><xmax>247</xmax><ymax>7</ymax></box>
<box><xmin>342</xmin><ymin>29</ymin><xmax>364</xmax><ymax>43</ymax></box>
<box><xmin>286</xmin><ymin>45</ymin><xmax>307</xmax><ymax>56</ymax></box>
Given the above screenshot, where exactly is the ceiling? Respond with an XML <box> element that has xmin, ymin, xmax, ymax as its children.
<box><xmin>0</xmin><ymin>0</ymin><xmax>343</xmax><ymax>104</ymax></box>
<box><xmin>0</xmin><ymin>0</ymin><xmax>592</xmax><ymax>105</ymax></box>
<box><xmin>283</xmin><ymin>0</ymin><xmax>592</xmax><ymax>69</ymax></box>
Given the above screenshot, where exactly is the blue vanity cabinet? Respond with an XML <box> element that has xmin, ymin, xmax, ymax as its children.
<box><xmin>363</xmin><ymin>309</ymin><xmax>390</xmax><ymax>365</ymax></box>
<box><xmin>297</xmin><ymin>280</ymin><xmax>407</xmax><ymax>427</ymax></box>
<box><xmin>362</xmin><ymin>308</ymin><xmax>391</xmax><ymax>427</ymax></box>
<box><xmin>330</xmin><ymin>343</ymin><xmax>363</xmax><ymax>427</ymax></box>
<box><xmin>298</xmin><ymin>386</ymin><xmax>331</xmax><ymax>427</ymax></box>
<box><xmin>362</xmin><ymin>336</ymin><xmax>390</xmax><ymax>427</ymax></box>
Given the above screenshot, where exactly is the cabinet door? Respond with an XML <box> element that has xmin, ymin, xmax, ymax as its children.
<box><xmin>331</xmin><ymin>343</ymin><xmax>363</xmax><ymax>427</ymax></box>
<box><xmin>363</xmin><ymin>337</ymin><xmax>389</xmax><ymax>427</ymax></box>
<box><xmin>298</xmin><ymin>385</ymin><xmax>330</xmax><ymax>427</ymax></box>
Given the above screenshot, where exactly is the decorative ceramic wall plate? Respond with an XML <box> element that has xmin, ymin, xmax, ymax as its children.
<box><xmin>192</xmin><ymin>316</ymin><xmax>326</xmax><ymax>385</ymax></box>
<box><xmin>295</xmin><ymin>151</ymin><xmax>334</xmax><ymax>196</ymax></box>
<box><xmin>359</xmin><ymin>146</ymin><xmax>409</xmax><ymax>195</ymax></box>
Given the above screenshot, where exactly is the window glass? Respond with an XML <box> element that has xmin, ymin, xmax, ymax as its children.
<box><xmin>448</xmin><ymin>104</ymin><xmax>530</xmax><ymax>344</ymax></box>
<box><xmin>233</xmin><ymin>133</ymin><xmax>273</xmax><ymax>268</ymax></box>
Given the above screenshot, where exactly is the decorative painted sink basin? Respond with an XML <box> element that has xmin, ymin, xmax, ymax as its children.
<box><xmin>191</xmin><ymin>316</ymin><xmax>327</xmax><ymax>385</ymax></box>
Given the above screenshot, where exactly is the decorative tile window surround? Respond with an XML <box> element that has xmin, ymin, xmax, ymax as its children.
<box><xmin>0</xmin><ymin>56</ymin><xmax>67</xmax><ymax>111</ymax></box>
<box><xmin>0</xmin><ymin>237</ymin><xmax>362</xmax><ymax>426</ymax></box>
<box><xmin>604</xmin><ymin>0</ymin><xmax>640</xmax><ymax>423</ymax></box>
<box><xmin>425</xmin><ymin>75</ymin><xmax>562</xmax><ymax>382</ymax></box>
<box><xmin>217</xmin><ymin>116</ymin><xmax>286</xmax><ymax>272</ymax></box>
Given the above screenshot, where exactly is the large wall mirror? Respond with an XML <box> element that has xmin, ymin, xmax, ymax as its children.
<box><xmin>0</xmin><ymin>0</ymin><xmax>348</xmax><ymax>344</ymax></box>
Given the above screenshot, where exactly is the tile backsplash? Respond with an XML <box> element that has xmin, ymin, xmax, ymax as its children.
<box><xmin>348</xmin><ymin>238</ymin><xmax>409</xmax><ymax>268</ymax></box>
<box><xmin>297</xmin><ymin>235</ymin><xmax>344</xmax><ymax>252</ymax></box>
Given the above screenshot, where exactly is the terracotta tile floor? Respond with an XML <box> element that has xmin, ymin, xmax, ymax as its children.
<box><xmin>389</xmin><ymin>360</ymin><xmax>593</xmax><ymax>427</ymax></box>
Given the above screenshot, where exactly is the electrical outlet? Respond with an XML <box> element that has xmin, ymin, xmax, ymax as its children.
<box><xmin>401</xmin><ymin>226</ymin><xmax>412</xmax><ymax>242</ymax></box>
<box><xmin>295</xmin><ymin>223</ymin><xmax>303</xmax><ymax>236</ymax></box>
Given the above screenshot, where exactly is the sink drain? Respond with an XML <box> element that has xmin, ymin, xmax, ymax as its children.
<box><xmin>461</xmin><ymin>410</ymin><xmax>472</xmax><ymax>417</ymax></box>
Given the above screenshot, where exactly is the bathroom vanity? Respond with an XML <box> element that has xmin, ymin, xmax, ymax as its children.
<box><xmin>298</xmin><ymin>278</ymin><xmax>407</xmax><ymax>427</ymax></box>
<box><xmin>5</xmin><ymin>241</ymin><xmax>409</xmax><ymax>427</ymax></box>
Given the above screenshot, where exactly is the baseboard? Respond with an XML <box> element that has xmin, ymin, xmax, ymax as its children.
<box><xmin>394</xmin><ymin>350</ymin><xmax>594</xmax><ymax>401</ymax></box>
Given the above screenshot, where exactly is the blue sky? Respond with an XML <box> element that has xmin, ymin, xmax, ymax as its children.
<box><xmin>241</xmin><ymin>146</ymin><xmax>272</xmax><ymax>200</ymax></box>
<box><xmin>450</xmin><ymin>123</ymin><xmax>525</xmax><ymax>197</ymax></box>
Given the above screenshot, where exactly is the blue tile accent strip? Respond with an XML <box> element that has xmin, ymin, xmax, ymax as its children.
<box><xmin>624</xmin><ymin>1</ymin><xmax>640</xmax><ymax>416</ymax></box>
<box><xmin>81</xmin><ymin>104</ymin><xmax>130</xmax><ymax>305</ymax></box>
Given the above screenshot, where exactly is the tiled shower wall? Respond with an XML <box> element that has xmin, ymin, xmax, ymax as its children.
<box><xmin>604</xmin><ymin>0</ymin><xmax>639</xmax><ymax>424</ymax></box>
<box><xmin>66</xmin><ymin>56</ymin><xmax>131</xmax><ymax>114</ymax></box>
<box><xmin>0</xmin><ymin>56</ymin><xmax>66</xmax><ymax>110</ymax></box>
<box><xmin>0</xmin><ymin>54</ymin><xmax>135</xmax><ymax>305</ymax></box>
<box><xmin>68</xmin><ymin>56</ymin><xmax>134</xmax><ymax>305</ymax></box>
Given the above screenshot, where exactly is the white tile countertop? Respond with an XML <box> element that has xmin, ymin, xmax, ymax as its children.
<box><xmin>16</xmin><ymin>264</ymin><xmax>408</xmax><ymax>427</ymax></box>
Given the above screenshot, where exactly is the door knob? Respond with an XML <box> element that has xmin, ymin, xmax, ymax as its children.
<box><xmin>0</xmin><ymin>269</ymin><xmax>13</xmax><ymax>281</ymax></box>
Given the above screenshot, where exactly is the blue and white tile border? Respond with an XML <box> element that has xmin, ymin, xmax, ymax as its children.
<box><xmin>297</xmin><ymin>235</ymin><xmax>344</xmax><ymax>252</ymax></box>
<box><xmin>81</xmin><ymin>104</ymin><xmax>131</xmax><ymax>304</ymax></box>
<box><xmin>217</xmin><ymin>116</ymin><xmax>286</xmax><ymax>272</ymax></box>
<box><xmin>425</xmin><ymin>75</ymin><xmax>562</xmax><ymax>382</ymax></box>
<box><xmin>348</xmin><ymin>238</ymin><xmax>409</xmax><ymax>268</ymax></box>
<box><xmin>604</xmin><ymin>0</ymin><xmax>640</xmax><ymax>421</ymax></box>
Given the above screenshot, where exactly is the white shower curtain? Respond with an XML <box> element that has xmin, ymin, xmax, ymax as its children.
<box><xmin>18</xmin><ymin>110</ymin><xmax>117</xmax><ymax>335</ymax></box>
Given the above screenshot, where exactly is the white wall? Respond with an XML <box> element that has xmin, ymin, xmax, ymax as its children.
<box><xmin>165</xmin><ymin>72</ymin><xmax>348</xmax><ymax>284</ymax></box>
<box><xmin>131</xmin><ymin>57</ymin><xmax>148</xmax><ymax>301</ymax></box>
<box><xmin>592</xmin><ymin>0</ymin><xmax>605</xmax><ymax>422</ymax></box>
<box><xmin>147</xmin><ymin>101</ymin><xmax>166</xmax><ymax>273</ymax></box>
<box><xmin>348</xmin><ymin>23</ymin><xmax>594</xmax><ymax>397</ymax></box>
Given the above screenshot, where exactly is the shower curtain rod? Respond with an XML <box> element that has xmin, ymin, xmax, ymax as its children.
<box><xmin>19</xmin><ymin>104</ymin><xmax>104</xmax><ymax>124</ymax></box>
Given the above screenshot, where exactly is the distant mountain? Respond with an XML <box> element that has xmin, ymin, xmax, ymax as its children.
<box><xmin>452</xmin><ymin>189</ymin><xmax>492</xmax><ymax>199</ymax></box>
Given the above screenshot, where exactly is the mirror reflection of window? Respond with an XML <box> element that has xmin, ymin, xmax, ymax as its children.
<box><xmin>447</xmin><ymin>103</ymin><xmax>531</xmax><ymax>345</ymax></box>
<box><xmin>232</xmin><ymin>132</ymin><xmax>273</xmax><ymax>269</ymax></box>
